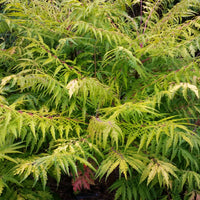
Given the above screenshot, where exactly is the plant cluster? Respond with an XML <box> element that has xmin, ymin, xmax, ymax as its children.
<box><xmin>0</xmin><ymin>0</ymin><xmax>200</xmax><ymax>199</ymax></box>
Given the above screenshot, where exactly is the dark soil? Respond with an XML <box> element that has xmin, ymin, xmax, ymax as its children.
<box><xmin>48</xmin><ymin>175</ymin><xmax>116</xmax><ymax>200</ymax></box>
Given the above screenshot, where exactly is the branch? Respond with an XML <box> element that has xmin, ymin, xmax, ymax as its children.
<box><xmin>143</xmin><ymin>0</ymin><xmax>161</xmax><ymax>34</ymax></box>
<box><xmin>140</xmin><ymin>0</ymin><xmax>143</xmax><ymax>28</ymax></box>
<box><xmin>41</xmin><ymin>45</ymin><xmax>82</xmax><ymax>76</ymax></box>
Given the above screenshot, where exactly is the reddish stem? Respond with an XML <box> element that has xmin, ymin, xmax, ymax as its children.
<box><xmin>143</xmin><ymin>0</ymin><xmax>161</xmax><ymax>34</ymax></box>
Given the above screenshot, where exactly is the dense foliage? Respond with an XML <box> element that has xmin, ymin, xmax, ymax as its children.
<box><xmin>0</xmin><ymin>0</ymin><xmax>200</xmax><ymax>199</ymax></box>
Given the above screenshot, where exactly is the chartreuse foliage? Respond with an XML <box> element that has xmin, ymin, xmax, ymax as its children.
<box><xmin>0</xmin><ymin>0</ymin><xmax>200</xmax><ymax>199</ymax></box>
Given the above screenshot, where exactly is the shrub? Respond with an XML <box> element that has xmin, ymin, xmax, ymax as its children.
<box><xmin>0</xmin><ymin>0</ymin><xmax>200</xmax><ymax>199</ymax></box>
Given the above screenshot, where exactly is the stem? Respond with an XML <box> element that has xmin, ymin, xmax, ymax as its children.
<box><xmin>140</xmin><ymin>0</ymin><xmax>143</xmax><ymax>28</ymax></box>
<box><xmin>139</xmin><ymin>0</ymin><xmax>143</xmax><ymax>48</ymax></box>
<box><xmin>41</xmin><ymin>45</ymin><xmax>82</xmax><ymax>75</ymax></box>
<box><xmin>94</xmin><ymin>44</ymin><xmax>97</xmax><ymax>78</ymax></box>
<box><xmin>141</xmin><ymin>57</ymin><xmax>151</xmax><ymax>63</ymax></box>
<box><xmin>143</xmin><ymin>0</ymin><xmax>161</xmax><ymax>34</ymax></box>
